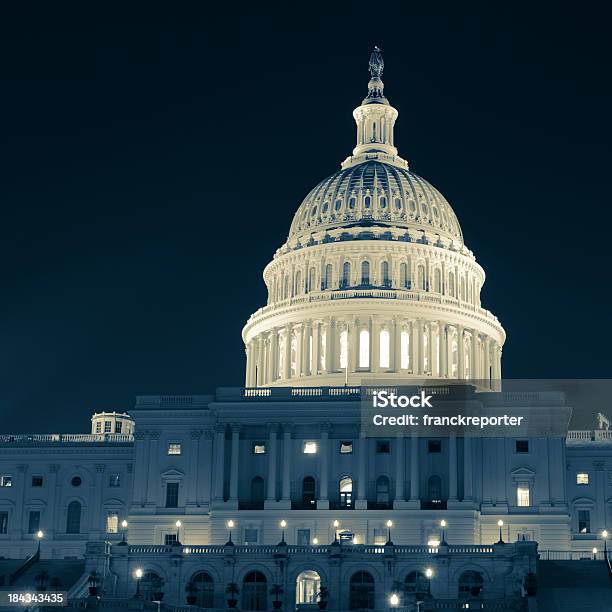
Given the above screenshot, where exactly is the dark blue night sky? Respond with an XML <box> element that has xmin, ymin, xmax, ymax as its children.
<box><xmin>1</xmin><ymin>3</ymin><xmax>610</xmax><ymax>433</ymax></box>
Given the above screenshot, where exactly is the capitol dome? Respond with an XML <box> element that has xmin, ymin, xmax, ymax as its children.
<box><xmin>288</xmin><ymin>161</ymin><xmax>463</xmax><ymax>245</ymax></box>
<box><xmin>243</xmin><ymin>48</ymin><xmax>504</xmax><ymax>390</ymax></box>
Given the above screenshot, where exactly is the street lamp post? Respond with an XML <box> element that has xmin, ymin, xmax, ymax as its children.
<box><xmin>333</xmin><ymin>520</ymin><xmax>339</xmax><ymax>544</ymax></box>
<box><xmin>497</xmin><ymin>520</ymin><xmax>504</xmax><ymax>544</ymax></box>
<box><xmin>175</xmin><ymin>520</ymin><xmax>182</xmax><ymax>545</ymax></box>
<box><xmin>388</xmin><ymin>592</ymin><xmax>399</xmax><ymax>609</ymax></box>
<box><xmin>226</xmin><ymin>520</ymin><xmax>235</xmax><ymax>545</ymax></box>
<box><xmin>279</xmin><ymin>520</ymin><xmax>287</xmax><ymax>545</ymax></box>
<box><xmin>120</xmin><ymin>520</ymin><xmax>128</xmax><ymax>545</ymax></box>
<box><xmin>425</xmin><ymin>567</ymin><xmax>433</xmax><ymax>595</ymax></box>
<box><xmin>35</xmin><ymin>530</ymin><xmax>44</xmax><ymax>554</ymax></box>
<box><xmin>440</xmin><ymin>520</ymin><xmax>447</xmax><ymax>545</ymax></box>
<box><xmin>134</xmin><ymin>568</ymin><xmax>143</xmax><ymax>598</ymax></box>
<box><xmin>386</xmin><ymin>520</ymin><xmax>393</xmax><ymax>545</ymax></box>
<box><xmin>602</xmin><ymin>530</ymin><xmax>609</xmax><ymax>560</ymax></box>
<box><xmin>593</xmin><ymin>547</ymin><xmax>598</xmax><ymax>561</ymax></box>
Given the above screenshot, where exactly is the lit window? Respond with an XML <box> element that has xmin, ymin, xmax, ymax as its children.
<box><xmin>340</xmin><ymin>441</ymin><xmax>353</xmax><ymax>454</ymax></box>
<box><xmin>578</xmin><ymin>510</ymin><xmax>591</xmax><ymax>533</ymax></box>
<box><xmin>517</xmin><ymin>486</ymin><xmax>530</xmax><ymax>507</ymax></box>
<box><xmin>109</xmin><ymin>474</ymin><xmax>121</xmax><ymax>487</ymax></box>
<box><xmin>576</xmin><ymin>473</ymin><xmax>589</xmax><ymax>485</ymax></box>
<box><xmin>168</xmin><ymin>443</ymin><xmax>182</xmax><ymax>455</ymax></box>
<box><xmin>104</xmin><ymin>421</ymin><xmax>112</xmax><ymax>433</ymax></box>
<box><xmin>376</xmin><ymin>440</ymin><xmax>390</xmax><ymax>454</ymax></box>
<box><xmin>400</xmin><ymin>330</ymin><xmax>410</xmax><ymax>369</ymax></box>
<box><xmin>252</xmin><ymin>443</ymin><xmax>266</xmax><ymax>454</ymax></box>
<box><xmin>31</xmin><ymin>476</ymin><xmax>43</xmax><ymax>487</ymax></box>
<box><xmin>339</xmin><ymin>476</ymin><xmax>353</xmax><ymax>507</ymax></box>
<box><xmin>359</xmin><ymin>329</ymin><xmax>370</xmax><ymax>368</ymax></box>
<box><xmin>379</xmin><ymin>329</ymin><xmax>390</xmax><ymax>369</ymax></box>
<box><xmin>0</xmin><ymin>475</ymin><xmax>12</xmax><ymax>488</ymax></box>
<box><xmin>303</xmin><ymin>441</ymin><xmax>317</xmax><ymax>454</ymax></box>
<box><xmin>106</xmin><ymin>512</ymin><xmax>119</xmax><ymax>534</ymax></box>
<box><xmin>373</xmin><ymin>528</ymin><xmax>386</xmax><ymax>545</ymax></box>
<box><xmin>96</xmin><ymin>422</ymin><xmax>102</xmax><ymax>433</ymax></box>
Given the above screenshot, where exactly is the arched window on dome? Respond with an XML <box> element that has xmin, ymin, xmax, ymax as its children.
<box><xmin>364</xmin><ymin>196</ymin><xmax>371</xmax><ymax>209</ymax></box>
<box><xmin>359</xmin><ymin>329</ymin><xmax>370</xmax><ymax>368</ymax></box>
<box><xmin>307</xmin><ymin>267</ymin><xmax>316</xmax><ymax>293</ymax></box>
<box><xmin>400</xmin><ymin>262</ymin><xmax>409</xmax><ymax>288</ymax></box>
<box><xmin>400</xmin><ymin>329</ymin><xmax>410</xmax><ymax>370</ymax></box>
<box><xmin>349</xmin><ymin>197</ymin><xmax>356</xmax><ymax>210</ymax></box>
<box><xmin>294</xmin><ymin>270</ymin><xmax>302</xmax><ymax>297</ymax></box>
<box><xmin>323</xmin><ymin>264</ymin><xmax>332</xmax><ymax>290</ymax></box>
<box><xmin>448</xmin><ymin>273</ymin><xmax>455</xmax><ymax>297</ymax></box>
<box><xmin>381</xmin><ymin>261</ymin><xmax>390</xmax><ymax>287</ymax></box>
<box><xmin>434</xmin><ymin>268</ymin><xmax>442</xmax><ymax>293</ymax></box>
<box><xmin>379</xmin><ymin>196</ymin><xmax>387</xmax><ymax>209</ymax></box>
<box><xmin>361</xmin><ymin>261</ymin><xmax>370</xmax><ymax>285</ymax></box>
<box><xmin>283</xmin><ymin>274</ymin><xmax>290</xmax><ymax>300</ymax></box>
<box><xmin>394</xmin><ymin>198</ymin><xmax>402</xmax><ymax>210</ymax></box>
<box><xmin>417</xmin><ymin>265</ymin><xmax>426</xmax><ymax>291</ymax></box>
<box><xmin>342</xmin><ymin>262</ymin><xmax>351</xmax><ymax>289</ymax></box>
<box><xmin>379</xmin><ymin>329</ymin><xmax>390</xmax><ymax>369</ymax></box>
<box><xmin>339</xmin><ymin>328</ymin><xmax>348</xmax><ymax>370</ymax></box>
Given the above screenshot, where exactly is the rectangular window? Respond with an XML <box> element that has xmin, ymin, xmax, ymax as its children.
<box><xmin>115</xmin><ymin>422</ymin><xmax>123</xmax><ymax>433</ymax></box>
<box><xmin>106</xmin><ymin>511</ymin><xmax>119</xmax><ymax>534</ymax></box>
<box><xmin>252</xmin><ymin>442</ymin><xmax>266</xmax><ymax>454</ymax></box>
<box><xmin>427</xmin><ymin>440</ymin><xmax>441</xmax><ymax>453</ymax></box>
<box><xmin>31</xmin><ymin>475</ymin><xmax>43</xmax><ymax>487</ymax></box>
<box><xmin>167</xmin><ymin>442</ymin><xmax>182</xmax><ymax>455</ymax></box>
<box><xmin>303</xmin><ymin>441</ymin><xmax>317</xmax><ymax>454</ymax></box>
<box><xmin>297</xmin><ymin>529</ymin><xmax>311</xmax><ymax>545</ymax></box>
<box><xmin>340</xmin><ymin>441</ymin><xmax>353</xmax><ymax>454</ymax></box>
<box><xmin>0</xmin><ymin>475</ymin><xmax>12</xmax><ymax>488</ymax></box>
<box><xmin>376</xmin><ymin>440</ymin><xmax>390</xmax><ymax>454</ymax></box>
<box><xmin>164</xmin><ymin>533</ymin><xmax>178</xmax><ymax>545</ymax></box>
<box><xmin>95</xmin><ymin>422</ymin><xmax>102</xmax><ymax>433</ymax></box>
<box><xmin>109</xmin><ymin>474</ymin><xmax>121</xmax><ymax>488</ymax></box>
<box><xmin>576</xmin><ymin>473</ymin><xmax>589</xmax><ymax>485</ymax></box>
<box><xmin>578</xmin><ymin>510</ymin><xmax>591</xmax><ymax>533</ymax></box>
<box><xmin>165</xmin><ymin>482</ymin><xmax>179</xmax><ymax>508</ymax></box>
<box><xmin>515</xmin><ymin>440</ymin><xmax>529</xmax><ymax>453</ymax></box>
<box><xmin>517</xmin><ymin>486</ymin><xmax>530</xmax><ymax>507</ymax></box>
<box><xmin>28</xmin><ymin>511</ymin><xmax>40</xmax><ymax>534</ymax></box>
<box><xmin>373</xmin><ymin>528</ymin><xmax>387</xmax><ymax>545</ymax></box>
<box><xmin>0</xmin><ymin>512</ymin><xmax>8</xmax><ymax>534</ymax></box>
<box><xmin>244</xmin><ymin>528</ymin><xmax>258</xmax><ymax>544</ymax></box>
<box><xmin>104</xmin><ymin>421</ymin><xmax>112</xmax><ymax>433</ymax></box>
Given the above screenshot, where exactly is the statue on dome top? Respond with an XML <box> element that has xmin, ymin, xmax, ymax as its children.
<box><xmin>368</xmin><ymin>46</ymin><xmax>384</xmax><ymax>78</ymax></box>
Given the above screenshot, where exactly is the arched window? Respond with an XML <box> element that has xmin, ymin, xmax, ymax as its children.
<box><xmin>192</xmin><ymin>572</ymin><xmax>214</xmax><ymax>608</ymax></box>
<box><xmin>400</xmin><ymin>330</ymin><xmax>410</xmax><ymax>370</ymax></box>
<box><xmin>379</xmin><ymin>196</ymin><xmax>387</xmax><ymax>209</ymax></box>
<box><xmin>359</xmin><ymin>329</ymin><xmax>370</xmax><ymax>368</ymax></box>
<box><xmin>339</xmin><ymin>328</ymin><xmax>348</xmax><ymax>370</ymax></box>
<box><xmin>427</xmin><ymin>475</ymin><xmax>442</xmax><ymax>507</ymax></box>
<box><xmin>308</xmin><ymin>268</ymin><xmax>316</xmax><ymax>293</ymax></box>
<box><xmin>294</xmin><ymin>271</ymin><xmax>302</xmax><ymax>297</ymax></box>
<box><xmin>400</xmin><ymin>262</ymin><xmax>408</xmax><ymax>288</ymax></box>
<box><xmin>140</xmin><ymin>572</ymin><xmax>163</xmax><ymax>602</ymax></box>
<box><xmin>66</xmin><ymin>501</ymin><xmax>81</xmax><ymax>534</ymax></box>
<box><xmin>302</xmin><ymin>476</ymin><xmax>316</xmax><ymax>507</ymax></box>
<box><xmin>339</xmin><ymin>476</ymin><xmax>353</xmax><ymax>508</ymax></box>
<box><xmin>283</xmin><ymin>274</ymin><xmax>289</xmax><ymax>300</ymax></box>
<box><xmin>379</xmin><ymin>329</ymin><xmax>390</xmax><ymax>369</ymax></box>
<box><xmin>394</xmin><ymin>198</ymin><xmax>402</xmax><ymax>210</ymax></box>
<box><xmin>242</xmin><ymin>572</ymin><xmax>267</xmax><ymax>611</ymax></box>
<box><xmin>448</xmin><ymin>273</ymin><xmax>455</xmax><ymax>297</ymax></box>
<box><xmin>323</xmin><ymin>264</ymin><xmax>332</xmax><ymax>290</ymax></box>
<box><xmin>361</xmin><ymin>261</ymin><xmax>370</xmax><ymax>285</ymax></box>
<box><xmin>251</xmin><ymin>476</ymin><xmax>264</xmax><ymax>509</ymax></box>
<box><xmin>458</xmin><ymin>571</ymin><xmax>484</xmax><ymax>600</ymax></box>
<box><xmin>417</xmin><ymin>265</ymin><xmax>426</xmax><ymax>291</ymax></box>
<box><xmin>349</xmin><ymin>571</ymin><xmax>374</xmax><ymax>610</ymax></box>
<box><xmin>375</xmin><ymin>475</ymin><xmax>391</xmax><ymax>508</ymax></box>
<box><xmin>405</xmin><ymin>571</ymin><xmax>428</xmax><ymax>594</ymax></box>
<box><xmin>342</xmin><ymin>262</ymin><xmax>351</xmax><ymax>288</ymax></box>
<box><xmin>349</xmin><ymin>197</ymin><xmax>356</xmax><ymax>210</ymax></box>
<box><xmin>434</xmin><ymin>269</ymin><xmax>442</xmax><ymax>293</ymax></box>
<box><xmin>381</xmin><ymin>261</ymin><xmax>390</xmax><ymax>287</ymax></box>
<box><xmin>364</xmin><ymin>196</ymin><xmax>371</xmax><ymax>209</ymax></box>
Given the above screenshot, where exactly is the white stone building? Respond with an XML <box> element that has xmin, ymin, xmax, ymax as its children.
<box><xmin>1</xmin><ymin>48</ymin><xmax>611</xmax><ymax>609</ymax></box>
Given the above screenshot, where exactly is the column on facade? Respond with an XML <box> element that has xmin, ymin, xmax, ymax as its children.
<box><xmin>281</xmin><ymin>424</ymin><xmax>292</xmax><ymax>501</ymax></box>
<box><xmin>356</xmin><ymin>431</ymin><xmax>368</xmax><ymax>508</ymax></box>
<box><xmin>483</xmin><ymin>338</ymin><xmax>491</xmax><ymax>388</ymax></box>
<box><xmin>295</xmin><ymin>323</ymin><xmax>303</xmax><ymax>377</ymax></box>
<box><xmin>371</xmin><ymin>317</ymin><xmax>380</xmax><ymax>373</ymax></box>
<box><xmin>492</xmin><ymin>344</ymin><xmax>502</xmax><ymax>390</ymax></box>
<box><xmin>318</xmin><ymin>423</ymin><xmax>330</xmax><ymax>508</ymax></box>
<box><xmin>257</xmin><ymin>335</ymin><xmax>265</xmax><ymax>386</ymax></box>
<box><xmin>92</xmin><ymin>464</ymin><xmax>105</xmax><ymax>536</ymax></box>
<box><xmin>439</xmin><ymin>322</ymin><xmax>447</xmax><ymax>378</ymax></box>
<box><xmin>213</xmin><ymin>424</ymin><xmax>226</xmax><ymax>502</ymax></box>
<box><xmin>595</xmin><ymin>460</ymin><xmax>606</xmax><ymax>532</ymax></box>
<box><xmin>10</xmin><ymin>465</ymin><xmax>27</xmax><ymax>539</ymax></box>
<box><xmin>312</xmin><ymin>321</ymin><xmax>320</xmax><ymax>375</ymax></box>
<box><xmin>245</xmin><ymin>344</ymin><xmax>252</xmax><ymax>387</ymax></box>
<box><xmin>394</xmin><ymin>435</ymin><xmax>405</xmax><ymax>504</ymax></box>
<box><xmin>266</xmin><ymin>424</ymin><xmax>278</xmax><ymax>502</ymax></box>
<box><xmin>471</xmin><ymin>331</ymin><xmax>479</xmax><ymax>381</ymax></box>
<box><xmin>448</xmin><ymin>435</ymin><xmax>458</xmax><ymax>501</ymax></box>
<box><xmin>283</xmin><ymin>325</ymin><xmax>292</xmax><ymax>380</ymax></box>
<box><xmin>410</xmin><ymin>434</ymin><xmax>420</xmax><ymax>503</ymax></box>
<box><xmin>270</xmin><ymin>328</ymin><xmax>279</xmax><ymax>383</ymax></box>
<box><xmin>133</xmin><ymin>432</ymin><xmax>148</xmax><ymax>505</ymax></box>
<box><xmin>349</xmin><ymin>317</ymin><xmax>359</xmax><ymax>372</ymax></box>
<box><xmin>229</xmin><ymin>424</ymin><xmax>241</xmax><ymax>503</ymax></box>
<box><xmin>463</xmin><ymin>437</ymin><xmax>473</xmax><ymax>501</ymax></box>
<box><xmin>457</xmin><ymin>325</ymin><xmax>465</xmax><ymax>379</ymax></box>
<box><xmin>392</xmin><ymin>317</ymin><xmax>401</xmax><ymax>372</ymax></box>
<box><xmin>187</xmin><ymin>430</ymin><xmax>202</xmax><ymax>506</ymax></box>
<box><xmin>46</xmin><ymin>464</ymin><xmax>60</xmax><ymax>538</ymax></box>
<box><xmin>302</xmin><ymin>321</ymin><xmax>311</xmax><ymax>377</ymax></box>
<box><xmin>146</xmin><ymin>431</ymin><xmax>160</xmax><ymax>505</ymax></box>
<box><xmin>325</xmin><ymin>318</ymin><xmax>334</xmax><ymax>373</ymax></box>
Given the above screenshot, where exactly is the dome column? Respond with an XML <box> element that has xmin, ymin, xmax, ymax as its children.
<box><xmin>311</xmin><ymin>321</ymin><xmax>320</xmax><ymax>375</ymax></box>
<box><xmin>302</xmin><ymin>322</ymin><xmax>311</xmax><ymax>376</ymax></box>
<box><xmin>270</xmin><ymin>328</ymin><xmax>279</xmax><ymax>383</ymax></box>
<box><xmin>439</xmin><ymin>322</ymin><xmax>448</xmax><ymax>378</ymax></box>
<box><xmin>245</xmin><ymin>344</ymin><xmax>253</xmax><ymax>387</ymax></box>
<box><xmin>294</xmin><ymin>323</ymin><xmax>303</xmax><ymax>378</ymax></box>
<box><xmin>257</xmin><ymin>335</ymin><xmax>265</xmax><ymax>386</ymax></box>
<box><xmin>471</xmin><ymin>330</ymin><xmax>478</xmax><ymax>381</ymax></box>
<box><xmin>457</xmin><ymin>325</ymin><xmax>465</xmax><ymax>379</ymax></box>
<box><xmin>483</xmin><ymin>338</ymin><xmax>491</xmax><ymax>388</ymax></box>
<box><xmin>350</xmin><ymin>318</ymin><xmax>359</xmax><ymax>373</ymax></box>
<box><xmin>392</xmin><ymin>317</ymin><xmax>401</xmax><ymax>372</ymax></box>
<box><xmin>283</xmin><ymin>325</ymin><xmax>292</xmax><ymax>380</ymax></box>
<box><xmin>413</xmin><ymin>320</ymin><xmax>423</xmax><ymax>375</ymax></box>
<box><xmin>324</xmin><ymin>318</ymin><xmax>334</xmax><ymax>373</ymax></box>
<box><xmin>371</xmin><ymin>317</ymin><xmax>380</xmax><ymax>373</ymax></box>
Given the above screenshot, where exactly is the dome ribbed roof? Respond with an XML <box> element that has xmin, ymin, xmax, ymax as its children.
<box><xmin>288</xmin><ymin>161</ymin><xmax>463</xmax><ymax>244</ymax></box>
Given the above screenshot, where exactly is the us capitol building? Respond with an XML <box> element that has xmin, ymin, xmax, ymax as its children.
<box><xmin>1</xmin><ymin>50</ymin><xmax>611</xmax><ymax>611</ymax></box>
